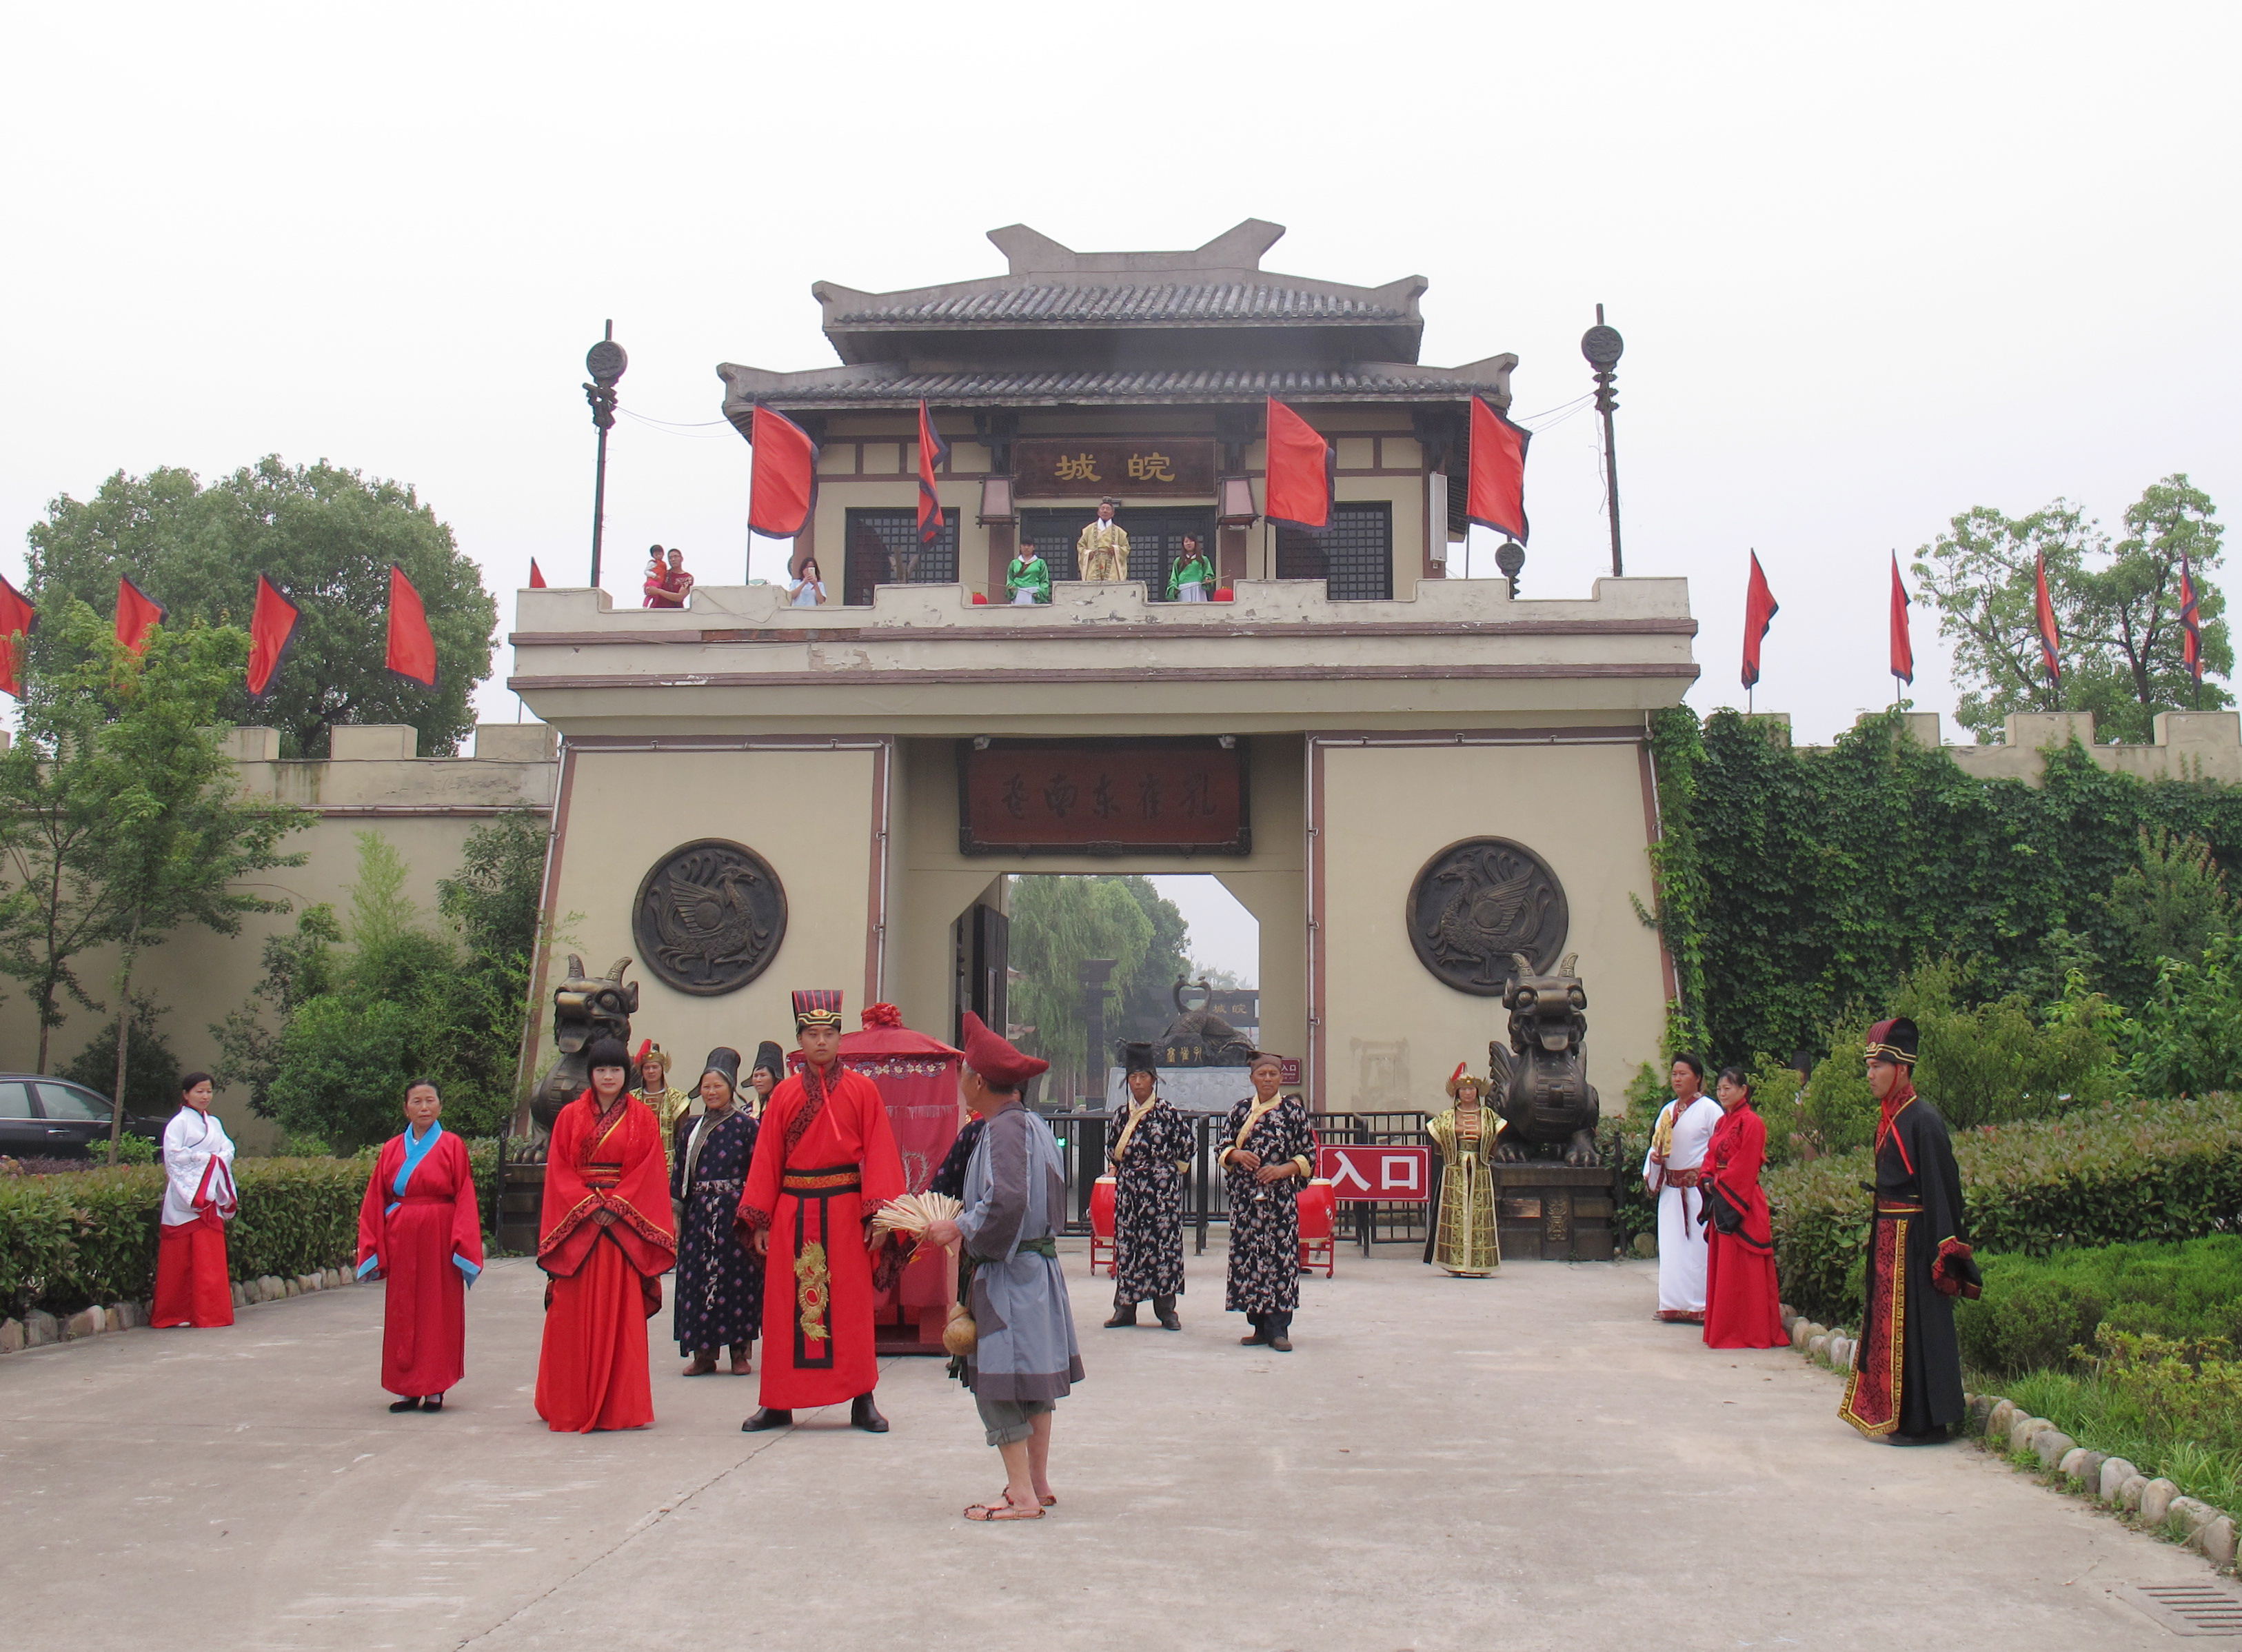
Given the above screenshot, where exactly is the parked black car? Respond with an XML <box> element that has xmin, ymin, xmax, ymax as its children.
<box><xmin>0</xmin><ymin>1074</ymin><xmax>168</xmax><ymax>1160</ymax></box>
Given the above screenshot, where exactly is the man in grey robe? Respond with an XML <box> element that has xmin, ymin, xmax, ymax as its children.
<box><xmin>927</xmin><ymin>1011</ymin><xmax>1083</xmax><ymax>1522</ymax></box>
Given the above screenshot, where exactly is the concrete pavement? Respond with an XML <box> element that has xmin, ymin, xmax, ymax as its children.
<box><xmin>0</xmin><ymin>1247</ymin><xmax>2216</xmax><ymax>1651</ymax></box>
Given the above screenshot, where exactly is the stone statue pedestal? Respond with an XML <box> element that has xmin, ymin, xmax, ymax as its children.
<box><xmin>1490</xmin><ymin>1163</ymin><xmax>1617</xmax><ymax>1260</ymax></box>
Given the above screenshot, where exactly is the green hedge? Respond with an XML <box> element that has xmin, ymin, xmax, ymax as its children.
<box><xmin>1957</xmin><ymin>1236</ymin><xmax>2242</xmax><ymax>1379</ymax></box>
<box><xmin>1767</xmin><ymin>1094</ymin><xmax>2242</xmax><ymax>1322</ymax></box>
<box><xmin>0</xmin><ymin>1142</ymin><xmax>503</xmax><ymax>1320</ymax></box>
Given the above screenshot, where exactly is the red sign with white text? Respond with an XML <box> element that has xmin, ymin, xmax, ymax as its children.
<box><xmin>1315</xmin><ymin>1145</ymin><xmax>1432</xmax><ymax>1202</ymax></box>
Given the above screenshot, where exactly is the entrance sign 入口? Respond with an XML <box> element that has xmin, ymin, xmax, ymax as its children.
<box><xmin>958</xmin><ymin>737</ymin><xmax>1250</xmax><ymax>856</ymax></box>
<box><xmin>1315</xmin><ymin>1145</ymin><xmax>1431</xmax><ymax>1202</ymax></box>
<box><xmin>1013</xmin><ymin>439</ymin><xmax>1218</xmax><ymax>498</ymax></box>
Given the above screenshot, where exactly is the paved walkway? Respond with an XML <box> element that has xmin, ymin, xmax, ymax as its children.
<box><xmin>0</xmin><ymin>1248</ymin><xmax>2215</xmax><ymax>1651</ymax></box>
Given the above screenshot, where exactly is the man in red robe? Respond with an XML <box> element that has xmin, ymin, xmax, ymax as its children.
<box><xmin>535</xmin><ymin>1037</ymin><xmax>678</xmax><ymax>1432</ymax></box>
<box><xmin>356</xmin><ymin>1080</ymin><xmax>485</xmax><ymax>1411</ymax></box>
<box><xmin>738</xmin><ymin>989</ymin><xmax>908</xmax><ymax>1433</ymax></box>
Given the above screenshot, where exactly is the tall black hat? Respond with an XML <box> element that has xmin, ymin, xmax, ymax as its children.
<box><xmin>749</xmin><ymin>1040</ymin><xmax>786</xmax><ymax>1081</ymax></box>
<box><xmin>1120</xmin><ymin>1041</ymin><xmax>1160</xmax><ymax>1078</ymax></box>
<box><xmin>699</xmin><ymin>1047</ymin><xmax>742</xmax><ymax>1096</ymax></box>
<box><xmin>1864</xmin><ymin>1017</ymin><xmax>1920</xmax><ymax>1067</ymax></box>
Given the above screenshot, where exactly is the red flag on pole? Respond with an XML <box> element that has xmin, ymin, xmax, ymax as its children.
<box><xmin>114</xmin><ymin>577</ymin><xmax>165</xmax><ymax>657</ymax></box>
<box><xmin>1890</xmin><ymin>554</ymin><xmax>1915</xmax><ymax>686</ymax></box>
<box><xmin>1264</xmin><ymin>397</ymin><xmax>1333</xmax><ymax>530</ymax></box>
<box><xmin>245</xmin><ymin>574</ymin><xmax>300</xmax><ymax>701</ymax></box>
<box><xmin>748</xmin><ymin>405</ymin><xmax>819</xmax><ymax>539</ymax></box>
<box><xmin>528</xmin><ymin>558</ymin><xmax>547</xmax><ymax>590</ymax></box>
<box><xmin>1465</xmin><ymin>395</ymin><xmax>1531</xmax><ymax>543</ymax></box>
<box><xmin>385</xmin><ymin>565</ymin><xmax>438</xmax><ymax>687</ymax></box>
<box><xmin>2034</xmin><ymin>551</ymin><xmax>2061</xmax><ymax>682</ymax></box>
<box><xmin>0</xmin><ymin>576</ymin><xmax>37</xmax><ymax>699</ymax></box>
<box><xmin>2181</xmin><ymin>554</ymin><xmax>2203</xmax><ymax>686</ymax></box>
<box><xmin>916</xmin><ymin>401</ymin><xmax>950</xmax><ymax>546</ymax></box>
<box><xmin>1741</xmin><ymin>552</ymin><xmax>1778</xmax><ymax>691</ymax></box>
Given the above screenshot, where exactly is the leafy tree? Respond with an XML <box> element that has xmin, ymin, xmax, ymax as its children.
<box><xmin>0</xmin><ymin>605</ymin><xmax>305</xmax><ymax>1126</ymax></box>
<box><xmin>25</xmin><ymin>456</ymin><xmax>498</xmax><ymax>757</ymax></box>
<box><xmin>2097</xmin><ymin>827</ymin><xmax>2233</xmax><ymax>1006</ymax></box>
<box><xmin>2128</xmin><ymin>934</ymin><xmax>2242</xmax><ymax>1098</ymax></box>
<box><xmin>58</xmin><ymin>997</ymin><xmax>181</xmax><ymax>1117</ymax></box>
<box><xmin>1103</xmin><ymin>875</ymin><xmax>1193</xmax><ymax>1038</ymax></box>
<box><xmin>1913</xmin><ymin>475</ymin><xmax>2231</xmax><ymax>744</ymax></box>
<box><xmin>251</xmin><ymin>823</ymin><xmax>543</xmax><ymax>1151</ymax></box>
<box><xmin>1004</xmin><ymin>876</ymin><xmax>1160</xmax><ymax>1101</ymax></box>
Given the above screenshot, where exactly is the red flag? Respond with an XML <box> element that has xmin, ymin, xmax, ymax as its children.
<box><xmin>748</xmin><ymin>405</ymin><xmax>819</xmax><ymax>539</ymax></box>
<box><xmin>114</xmin><ymin>576</ymin><xmax>166</xmax><ymax>657</ymax></box>
<box><xmin>2180</xmin><ymin>554</ymin><xmax>2203</xmax><ymax>685</ymax></box>
<box><xmin>916</xmin><ymin>401</ymin><xmax>950</xmax><ymax>546</ymax></box>
<box><xmin>1741</xmin><ymin>552</ymin><xmax>1778</xmax><ymax>690</ymax></box>
<box><xmin>245</xmin><ymin>574</ymin><xmax>300</xmax><ymax>701</ymax></box>
<box><xmin>0</xmin><ymin>576</ymin><xmax>37</xmax><ymax>699</ymax></box>
<box><xmin>1465</xmin><ymin>395</ymin><xmax>1531</xmax><ymax>543</ymax></box>
<box><xmin>1890</xmin><ymin>554</ymin><xmax>1914</xmax><ymax>685</ymax></box>
<box><xmin>385</xmin><ymin>565</ymin><xmax>438</xmax><ymax>687</ymax></box>
<box><xmin>1264</xmin><ymin>397</ymin><xmax>1332</xmax><ymax>530</ymax></box>
<box><xmin>2034</xmin><ymin>551</ymin><xmax>2061</xmax><ymax>682</ymax></box>
<box><xmin>528</xmin><ymin>558</ymin><xmax>547</xmax><ymax>590</ymax></box>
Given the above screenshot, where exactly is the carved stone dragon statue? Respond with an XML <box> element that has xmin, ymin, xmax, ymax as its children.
<box><xmin>529</xmin><ymin>954</ymin><xmax>638</xmax><ymax>1130</ymax></box>
<box><xmin>1486</xmin><ymin>952</ymin><xmax>1602</xmax><ymax>1166</ymax></box>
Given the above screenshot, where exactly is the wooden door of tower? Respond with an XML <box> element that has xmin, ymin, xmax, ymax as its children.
<box><xmin>1019</xmin><ymin>506</ymin><xmax>1216</xmax><ymax>594</ymax></box>
<box><xmin>952</xmin><ymin>901</ymin><xmax>1009</xmax><ymax>1047</ymax></box>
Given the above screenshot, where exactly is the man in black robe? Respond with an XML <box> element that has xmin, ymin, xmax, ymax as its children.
<box><xmin>1104</xmin><ymin>1042</ymin><xmax>1192</xmax><ymax>1330</ymax></box>
<box><xmin>1839</xmin><ymin>1017</ymin><xmax>1981</xmax><ymax>1444</ymax></box>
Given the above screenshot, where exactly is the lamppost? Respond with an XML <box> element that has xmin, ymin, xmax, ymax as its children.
<box><xmin>1581</xmin><ymin>305</ymin><xmax>1626</xmax><ymax>578</ymax></box>
<box><xmin>583</xmin><ymin>321</ymin><xmax>627</xmax><ymax>587</ymax></box>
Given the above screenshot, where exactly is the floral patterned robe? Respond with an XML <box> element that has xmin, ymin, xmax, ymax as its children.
<box><xmin>1219</xmin><ymin>1094</ymin><xmax>1316</xmax><ymax>1314</ymax></box>
<box><xmin>1109</xmin><ymin>1096</ymin><xmax>1193</xmax><ymax>1303</ymax></box>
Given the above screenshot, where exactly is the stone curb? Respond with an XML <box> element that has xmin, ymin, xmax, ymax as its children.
<box><xmin>1775</xmin><ymin>1306</ymin><xmax>2235</xmax><ymax>1576</ymax></box>
<box><xmin>1</xmin><ymin>1266</ymin><xmax>359</xmax><ymax>1357</ymax></box>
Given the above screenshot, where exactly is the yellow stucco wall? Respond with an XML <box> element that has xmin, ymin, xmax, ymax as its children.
<box><xmin>534</xmin><ymin>743</ymin><xmax>883</xmax><ymax>1080</ymax></box>
<box><xmin>1313</xmin><ymin>738</ymin><xmax>1666</xmax><ymax>1118</ymax></box>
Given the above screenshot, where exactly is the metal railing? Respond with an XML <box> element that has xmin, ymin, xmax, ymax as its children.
<box><xmin>1040</xmin><ymin>1107</ymin><xmax>1435</xmax><ymax>1253</ymax></box>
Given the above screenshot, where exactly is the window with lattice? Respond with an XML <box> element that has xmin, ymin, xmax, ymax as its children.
<box><xmin>1275</xmin><ymin>501</ymin><xmax>1393</xmax><ymax>601</ymax></box>
<box><xmin>843</xmin><ymin>507</ymin><xmax>960</xmax><ymax>605</ymax></box>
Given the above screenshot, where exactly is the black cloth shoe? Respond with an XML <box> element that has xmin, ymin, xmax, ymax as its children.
<box><xmin>1267</xmin><ymin>1311</ymin><xmax>1294</xmax><ymax>1353</ymax></box>
<box><xmin>1890</xmin><ymin>1425</ymin><xmax>1949</xmax><ymax>1447</ymax></box>
<box><xmin>421</xmin><ymin>1393</ymin><xmax>444</xmax><ymax>1412</ymax></box>
<box><xmin>1239</xmin><ymin>1312</ymin><xmax>1269</xmax><ymax>1347</ymax></box>
<box><xmin>1102</xmin><ymin>1298</ymin><xmax>1139</xmax><ymax>1329</ymax></box>
<box><xmin>849</xmin><ymin>1393</ymin><xmax>889</xmax><ymax>1433</ymax></box>
<box><xmin>742</xmin><ymin>1407</ymin><xmax>794</xmax><ymax>1432</ymax></box>
<box><xmin>1154</xmin><ymin>1296</ymin><xmax>1181</xmax><ymax>1331</ymax></box>
<box><xmin>388</xmin><ymin>1396</ymin><xmax>423</xmax><ymax>1413</ymax></box>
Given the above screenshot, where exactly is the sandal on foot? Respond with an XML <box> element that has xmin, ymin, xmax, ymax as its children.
<box><xmin>964</xmin><ymin>1501</ymin><xmax>1044</xmax><ymax>1521</ymax></box>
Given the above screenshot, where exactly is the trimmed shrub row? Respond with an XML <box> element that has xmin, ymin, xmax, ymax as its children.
<box><xmin>1767</xmin><ymin>1094</ymin><xmax>2242</xmax><ymax>1322</ymax></box>
<box><xmin>1957</xmin><ymin>1236</ymin><xmax>2242</xmax><ymax>1379</ymax></box>
<box><xmin>0</xmin><ymin>1142</ymin><xmax>503</xmax><ymax>1319</ymax></box>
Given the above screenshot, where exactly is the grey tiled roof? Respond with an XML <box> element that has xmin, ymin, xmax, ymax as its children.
<box><xmin>751</xmin><ymin>365</ymin><xmax>1504</xmax><ymax>406</ymax></box>
<box><xmin>829</xmin><ymin>283</ymin><xmax>1411</xmax><ymax>326</ymax></box>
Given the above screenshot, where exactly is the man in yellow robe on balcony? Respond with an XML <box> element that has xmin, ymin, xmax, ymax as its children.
<box><xmin>1076</xmin><ymin>498</ymin><xmax>1131</xmax><ymax>582</ymax></box>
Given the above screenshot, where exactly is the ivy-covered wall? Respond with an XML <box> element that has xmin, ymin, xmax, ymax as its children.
<box><xmin>1647</xmin><ymin>707</ymin><xmax>2242</xmax><ymax>1065</ymax></box>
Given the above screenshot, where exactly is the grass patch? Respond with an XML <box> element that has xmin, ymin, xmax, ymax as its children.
<box><xmin>1999</xmin><ymin>1365</ymin><xmax>2242</xmax><ymax>1520</ymax></box>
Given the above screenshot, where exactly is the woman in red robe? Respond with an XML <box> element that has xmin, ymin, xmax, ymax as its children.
<box><xmin>356</xmin><ymin>1080</ymin><xmax>485</xmax><ymax>1411</ymax></box>
<box><xmin>1701</xmin><ymin>1065</ymin><xmax>1787</xmax><ymax>1349</ymax></box>
<box><xmin>738</xmin><ymin>990</ymin><xmax>908</xmax><ymax>1434</ymax></box>
<box><xmin>535</xmin><ymin>1038</ymin><xmax>677</xmax><ymax>1432</ymax></box>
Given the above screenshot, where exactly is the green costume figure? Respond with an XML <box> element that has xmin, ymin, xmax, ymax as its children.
<box><xmin>1006</xmin><ymin>547</ymin><xmax>1052</xmax><ymax>605</ymax></box>
<box><xmin>1166</xmin><ymin>536</ymin><xmax>1214</xmax><ymax>603</ymax></box>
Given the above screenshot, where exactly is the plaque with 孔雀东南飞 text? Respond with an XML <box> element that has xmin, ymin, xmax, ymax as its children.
<box><xmin>1011</xmin><ymin>439</ymin><xmax>1217</xmax><ymax>499</ymax></box>
<box><xmin>958</xmin><ymin>738</ymin><xmax>1249</xmax><ymax>856</ymax></box>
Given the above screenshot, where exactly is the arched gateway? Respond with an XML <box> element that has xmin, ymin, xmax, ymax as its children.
<box><xmin>511</xmin><ymin>221</ymin><xmax>1697</xmax><ymax>1118</ymax></box>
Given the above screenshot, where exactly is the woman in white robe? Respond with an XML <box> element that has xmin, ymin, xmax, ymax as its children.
<box><xmin>151</xmin><ymin>1071</ymin><xmax>239</xmax><ymax>1327</ymax></box>
<box><xmin>1641</xmin><ymin>1055</ymin><xmax>1722</xmax><ymax>1323</ymax></box>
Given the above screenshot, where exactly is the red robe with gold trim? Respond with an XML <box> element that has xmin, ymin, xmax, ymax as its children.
<box><xmin>736</xmin><ymin>1061</ymin><xmax>906</xmax><ymax>1409</ymax></box>
<box><xmin>535</xmin><ymin>1091</ymin><xmax>676</xmax><ymax>1432</ymax></box>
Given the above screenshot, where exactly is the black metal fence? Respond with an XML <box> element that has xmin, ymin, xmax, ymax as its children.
<box><xmin>1040</xmin><ymin>1108</ymin><xmax>1435</xmax><ymax>1253</ymax></box>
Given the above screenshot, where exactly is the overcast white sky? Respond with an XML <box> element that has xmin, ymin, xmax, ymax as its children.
<box><xmin>6</xmin><ymin>3</ymin><xmax>2237</xmax><ymax>983</ymax></box>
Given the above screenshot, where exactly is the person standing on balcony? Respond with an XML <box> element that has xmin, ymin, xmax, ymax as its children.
<box><xmin>788</xmin><ymin>556</ymin><xmax>827</xmax><ymax>607</ymax></box>
<box><xmin>1006</xmin><ymin>541</ymin><xmax>1053</xmax><ymax>604</ymax></box>
<box><xmin>1103</xmin><ymin>1042</ymin><xmax>1191</xmax><ymax>1330</ymax></box>
<box><xmin>1220</xmin><ymin>1052</ymin><xmax>1315</xmax><ymax>1351</ymax></box>
<box><xmin>1076</xmin><ymin>498</ymin><xmax>1130</xmax><ymax>582</ymax></box>
<box><xmin>1167</xmin><ymin>534</ymin><xmax>1214</xmax><ymax>603</ymax></box>
<box><xmin>1642</xmin><ymin>1054</ymin><xmax>1721</xmax><ymax>1323</ymax></box>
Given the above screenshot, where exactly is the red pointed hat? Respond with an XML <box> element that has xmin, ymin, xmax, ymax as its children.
<box><xmin>960</xmin><ymin>1010</ymin><xmax>1047</xmax><ymax>1091</ymax></box>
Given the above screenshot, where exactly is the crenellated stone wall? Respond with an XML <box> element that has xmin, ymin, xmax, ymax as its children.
<box><xmin>0</xmin><ymin>723</ymin><xmax>559</xmax><ymax>1151</ymax></box>
<box><xmin>1748</xmin><ymin>709</ymin><xmax>2242</xmax><ymax>785</ymax></box>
